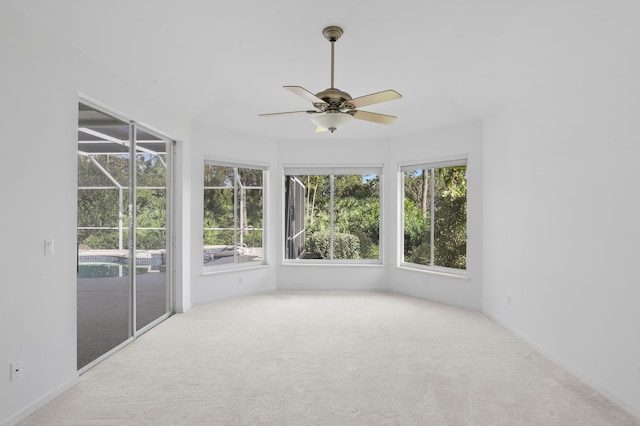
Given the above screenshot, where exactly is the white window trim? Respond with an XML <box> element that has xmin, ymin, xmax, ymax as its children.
<box><xmin>398</xmin><ymin>154</ymin><xmax>468</xmax><ymax>171</ymax></box>
<box><xmin>203</xmin><ymin>159</ymin><xmax>268</xmax><ymax>273</ymax></box>
<box><xmin>398</xmin><ymin>156</ymin><xmax>468</xmax><ymax>273</ymax></box>
<box><xmin>204</xmin><ymin>156</ymin><xmax>269</xmax><ymax>171</ymax></box>
<box><xmin>282</xmin><ymin>165</ymin><xmax>384</xmax><ymax>265</ymax></box>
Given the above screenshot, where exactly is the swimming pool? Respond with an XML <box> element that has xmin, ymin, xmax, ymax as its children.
<box><xmin>78</xmin><ymin>262</ymin><xmax>149</xmax><ymax>279</ymax></box>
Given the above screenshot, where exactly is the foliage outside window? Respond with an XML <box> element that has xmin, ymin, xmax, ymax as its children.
<box><xmin>77</xmin><ymin>153</ymin><xmax>167</xmax><ymax>251</ymax></box>
<box><xmin>402</xmin><ymin>161</ymin><xmax>467</xmax><ymax>271</ymax></box>
<box><xmin>77</xmin><ymin>154</ymin><xmax>129</xmax><ymax>250</ymax></box>
<box><xmin>203</xmin><ymin>162</ymin><xmax>265</xmax><ymax>270</ymax></box>
<box><xmin>284</xmin><ymin>167</ymin><xmax>381</xmax><ymax>262</ymax></box>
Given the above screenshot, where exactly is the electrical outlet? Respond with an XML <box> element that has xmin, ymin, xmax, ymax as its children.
<box><xmin>506</xmin><ymin>295</ymin><xmax>511</xmax><ymax>306</ymax></box>
<box><xmin>10</xmin><ymin>361</ymin><xmax>23</xmax><ymax>382</ymax></box>
<box><xmin>238</xmin><ymin>275</ymin><xmax>244</xmax><ymax>285</ymax></box>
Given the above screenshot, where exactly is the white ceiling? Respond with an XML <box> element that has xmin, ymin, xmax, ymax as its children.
<box><xmin>5</xmin><ymin>0</ymin><xmax>534</xmax><ymax>140</ymax></box>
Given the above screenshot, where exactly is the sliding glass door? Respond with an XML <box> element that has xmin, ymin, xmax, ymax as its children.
<box><xmin>77</xmin><ymin>102</ymin><xmax>172</xmax><ymax>371</ymax></box>
<box><xmin>134</xmin><ymin>125</ymin><xmax>171</xmax><ymax>331</ymax></box>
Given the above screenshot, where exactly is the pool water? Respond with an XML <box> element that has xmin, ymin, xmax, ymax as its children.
<box><xmin>78</xmin><ymin>262</ymin><xmax>149</xmax><ymax>279</ymax></box>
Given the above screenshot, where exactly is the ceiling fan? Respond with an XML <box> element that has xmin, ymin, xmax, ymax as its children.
<box><xmin>259</xmin><ymin>26</ymin><xmax>402</xmax><ymax>133</ymax></box>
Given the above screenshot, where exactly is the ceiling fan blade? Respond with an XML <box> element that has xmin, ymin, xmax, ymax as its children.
<box><xmin>351</xmin><ymin>110</ymin><xmax>397</xmax><ymax>124</ymax></box>
<box><xmin>259</xmin><ymin>110</ymin><xmax>318</xmax><ymax>117</ymax></box>
<box><xmin>284</xmin><ymin>86</ymin><xmax>327</xmax><ymax>105</ymax></box>
<box><xmin>346</xmin><ymin>90</ymin><xmax>402</xmax><ymax>109</ymax></box>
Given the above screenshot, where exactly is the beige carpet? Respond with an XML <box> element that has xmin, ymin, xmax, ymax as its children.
<box><xmin>22</xmin><ymin>291</ymin><xmax>639</xmax><ymax>425</ymax></box>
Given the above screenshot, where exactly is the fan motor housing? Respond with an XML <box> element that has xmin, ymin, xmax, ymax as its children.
<box><xmin>315</xmin><ymin>87</ymin><xmax>354</xmax><ymax>110</ymax></box>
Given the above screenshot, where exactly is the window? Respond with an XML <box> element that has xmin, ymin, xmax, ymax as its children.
<box><xmin>401</xmin><ymin>159</ymin><xmax>467</xmax><ymax>271</ymax></box>
<box><xmin>284</xmin><ymin>166</ymin><xmax>382</xmax><ymax>263</ymax></box>
<box><xmin>203</xmin><ymin>161</ymin><xmax>266</xmax><ymax>270</ymax></box>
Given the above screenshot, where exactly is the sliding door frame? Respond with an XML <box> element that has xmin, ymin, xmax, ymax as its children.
<box><xmin>77</xmin><ymin>96</ymin><xmax>174</xmax><ymax>373</ymax></box>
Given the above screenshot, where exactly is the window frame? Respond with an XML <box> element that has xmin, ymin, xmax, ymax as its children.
<box><xmin>399</xmin><ymin>156</ymin><xmax>468</xmax><ymax>275</ymax></box>
<box><xmin>283</xmin><ymin>165</ymin><xmax>384</xmax><ymax>265</ymax></box>
<box><xmin>203</xmin><ymin>159</ymin><xmax>268</xmax><ymax>273</ymax></box>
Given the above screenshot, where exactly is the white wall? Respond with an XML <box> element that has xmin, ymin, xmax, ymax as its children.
<box><xmin>0</xmin><ymin>6</ymin><xmax>191</xmax><ymax>425</ymax></box>
<box><xmin>189</xmin><ymin>123</ymin><xmax>278</xmax><ymax>305</ymax></box>
<box><xmin>475</xmin><ymin>1</ymin><xmax>640</xmax><ymax>418</ymax></box>
<box><xmin>387</xmin><ymin>122</ymin><xmax>483</xmax><ymax>310</ymax></box>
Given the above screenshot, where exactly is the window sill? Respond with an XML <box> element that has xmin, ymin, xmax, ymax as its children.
<box><xmin>201</xmin><ymin>263</ymin><xmax>269</xmax><ymax>277</ymax></box>
<box><xmin>282</xmin><ymin>260</ymin><xmax>383</xmax><ymax>267</ymax></box>
<box><xmin>397</xmin><ymin>264</ymin><xmax>468</xmax><ymax>280</ymax></box>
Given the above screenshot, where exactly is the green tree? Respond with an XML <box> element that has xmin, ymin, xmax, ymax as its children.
<box><xmin>299</xmin><ymin>174</ymin><xmax>380</xmax><ymax>260</ymax></box>
<box><xmin>433</xmin><ymin>167</ymin><xmax>467</xmax><ymax>269</ymax></box>
<box><xmin>78</xmin><ymin>153</ymin><xmax>168</xmax><ymax>251</ymax></box>
<box><xmin>203</xmin><ymin>165</ymin><xmax>264</xmax><ymax>248</ymax></box>
<box><xmin>402</xmin><ymin>166</ymin><xmax>466</xmax><ymax>269</ymax></box>
<box><xmin>204</xmin><ymin>165</ymin><xmax>235</xmax><ymax>246</ymax></box>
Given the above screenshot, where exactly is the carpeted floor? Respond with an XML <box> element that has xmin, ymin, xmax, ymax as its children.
<box><xmin>22</xmin><ymin>291</ymin><xmax>640</xmax><ymax>425</ymax></box>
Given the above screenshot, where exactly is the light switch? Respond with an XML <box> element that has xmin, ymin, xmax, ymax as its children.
<box><xmin>44</xmin><ymin>239</ymin><xmax>54</xmax><ymax>256</ymax></box>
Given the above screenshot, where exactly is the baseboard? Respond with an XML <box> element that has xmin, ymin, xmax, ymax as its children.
<box><xmin>276</xmin><ymin>284</ymin><xmax>390</xmax><ymax>292</ymax></box>
<box><xmin>482</xmin><ymin>310</ymin><xmax>640</xmax><ymax>422</ymax></box>
<box><xmin>190</xmin><ymin>286</ymin><xmax>275</xmax><ymax>307</ymax></box>
<box><xmin>389</xmin><ymin>287</ymin><xmax>481</xmax><ymax>312</ymax></box>
<box><xmin>1</xmin><ymin>375</ymin><xmax>78</xmax><ymax>426</ymax></box>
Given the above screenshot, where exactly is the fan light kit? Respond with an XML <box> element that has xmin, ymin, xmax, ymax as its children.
<box><xmin>259</xmin><ymin>26</ymin><xmax>402</xmax><ymax>133</ymax></box>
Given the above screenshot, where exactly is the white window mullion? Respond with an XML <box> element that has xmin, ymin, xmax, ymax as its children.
<box><xmin>129</xmin><ymin>121</ymin><xmax>137</xmax><ymax>338</ymax></box>
<box><xmin>233</xmin><ymin>167</ymin><xmax>239</xmax><ymax>264</ymax></box>
<box><xmin>238</xmin><ymin>169</ymin><xmax>242</xmax><ymax>251</ymax></box>
<box><xmin>429</xmin><ymin>168</ymin><xmax>435</xmax><ymax>267</ymax></box>
<box><xmin>329</xmin><ymin>174</ymin><xmax>335</xmax><ymax>260</ymax></box>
